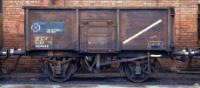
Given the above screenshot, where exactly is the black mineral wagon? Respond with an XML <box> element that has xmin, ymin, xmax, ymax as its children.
<box><xmin>23</xmin><ymin>6</ymin><xmax>174</xmax><ymax>82</ymax></box>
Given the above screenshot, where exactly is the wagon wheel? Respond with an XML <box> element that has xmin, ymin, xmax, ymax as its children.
<box><xmin>47</xmin><ymin>61</ymin><xmax>75</xmax><ymax>82</ymax></box>
<box><xmin>124</xmin><ymin>61</ymin><xmax>151</xmax><ymax>83</ymax></box>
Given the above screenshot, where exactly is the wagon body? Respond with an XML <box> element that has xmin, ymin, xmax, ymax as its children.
<box><xmin>24</xmin><ymin>7</ymin><xmax>173</xmax><ymax>55</ymax></box>
<box><xmin>23</xmin><ymin>6</ymin><xmax>174</xmax><ymax>82</ymax></box>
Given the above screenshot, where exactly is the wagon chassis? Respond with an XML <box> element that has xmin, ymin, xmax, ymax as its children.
<box><xmin>22</xmin><ymin>51</ymin><xmax>156</xmax><ymax>82</ymax></box>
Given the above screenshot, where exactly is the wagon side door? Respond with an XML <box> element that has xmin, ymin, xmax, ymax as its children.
<box><xmin>79</xmin><ymin>9</ymin><xmax>117</xmax><ymax>53</ymax></box>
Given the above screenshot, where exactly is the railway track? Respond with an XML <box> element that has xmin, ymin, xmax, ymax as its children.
<box><xmin>0</xmin><ymin>72</ymin><xmax>200</xmax><ymax>83</ymax></box>
<box><xmin>0</xmin><ymin>73</ymin><xmax>199</xmax><ymax>88</ymax></box>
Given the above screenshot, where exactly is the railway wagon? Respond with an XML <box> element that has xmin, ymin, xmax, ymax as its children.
<box><xmin>23</xmin><ymin>6</ymin><xmax>174</xmax><ymax>82</ymax></box>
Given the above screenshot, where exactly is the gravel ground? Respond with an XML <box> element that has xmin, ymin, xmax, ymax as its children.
<box><xmin>0</xmin><ymin>73</ymin><xmax>199</xmax><ymax>88</ymax></box>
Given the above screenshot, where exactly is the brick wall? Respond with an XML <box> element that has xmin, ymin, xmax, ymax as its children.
<box><xmin>2</xmin><ymin>0</ymin><xmax>200</xmax><ymax>72</ymax></box>
<box><xmin>3</xmin><ymin>0</ymin><xmax>49</xmax><ymax>72</ymax></box>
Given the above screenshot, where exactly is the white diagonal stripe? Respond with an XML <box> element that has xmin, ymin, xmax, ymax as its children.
<box><xmin>123</xmin><ymin>19</ymin><xmax>162</xmax><ymax>44</ymax></box>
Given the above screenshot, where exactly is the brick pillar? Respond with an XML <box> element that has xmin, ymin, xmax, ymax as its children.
<box><xmin>176</xmin><ymin>0</ymin><xmax>198</xmax><ymax>48</ymax></box>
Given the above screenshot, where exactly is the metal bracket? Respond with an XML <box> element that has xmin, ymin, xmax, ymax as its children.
<box><xmin>135</xmin><ymin>62</ymin><xmax>141</xmax><ymax>75</ymax></box>
<box><xmin>96</xmin><ymin>54</ymin><xmax>100</xmax><ymax>71</ymax></box>
<box><xmin>100</xmin><ymin>56</ymin><xmax>147</xmax><ymax>66</ymax></box>
<box><xmin>48</xmin><ymin>58</ymin><xmax>71</xmax><ymax>77</ymax></box>
<box><xmin>84</xmin><ymin>56</ymin><xmax>97</xmax><ymax>71</ymax></box>
<box><xmin>147</xmin><ymin>52</ymin><xmax>151</xmax><ymax>74</ymax></box>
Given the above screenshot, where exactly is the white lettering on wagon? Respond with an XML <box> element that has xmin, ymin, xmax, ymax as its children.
<box><xmin>123</xmin><ymin>19</ymin><xmax>163</xmax><ymax>44</ymax></box>
<box><xmin>34</xmin><ymin>36</ymin><xmax>52</xmax><ymax>48</ymax></box>
<box><xmin>46</xmin><ymin>28</ymin><xmax>63</xmax><ymax>34</ymax></box>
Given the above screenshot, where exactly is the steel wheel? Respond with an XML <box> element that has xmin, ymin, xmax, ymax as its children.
<box><xmin>47</xmin><ymin>62</ymin><xmax>75</xmax><ymax>82</ymax></box>
<box><xmin>124</xmin><ymin>62</ymin><xmax>150</xmax><ymax>83</ymax></box>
